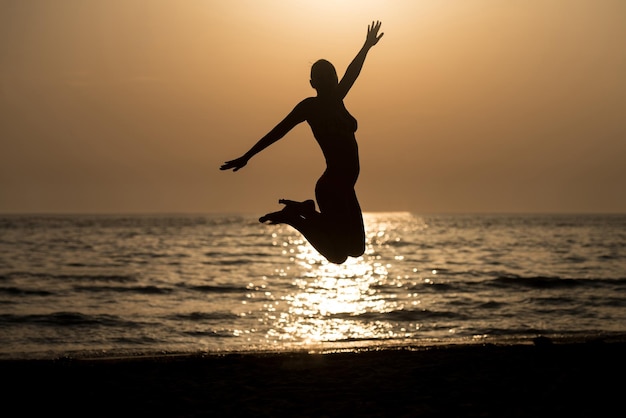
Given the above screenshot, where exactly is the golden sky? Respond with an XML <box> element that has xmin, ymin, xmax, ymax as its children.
<box><xmin>1</xmin><ymin>0</ymin><xmax>625</xmax><ymax>214</ymax></box>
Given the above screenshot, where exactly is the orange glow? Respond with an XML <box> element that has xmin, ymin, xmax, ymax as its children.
<box><xmin>1</xmin><ymin>1</ymin><xmax>625</xmax><ymax>214</ymax></box>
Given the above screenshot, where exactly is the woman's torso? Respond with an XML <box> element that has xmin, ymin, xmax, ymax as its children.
<box><xmin>304</xmin><ymin>97</ymin><xmax>360</xmax><ymax>183</ymax></box>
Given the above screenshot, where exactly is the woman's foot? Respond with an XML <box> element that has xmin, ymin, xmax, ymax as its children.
<box><xmin>259</xmin><ymin>199</ymin><xmax>315</xmax><ymax>224</ymax></box>
<box><xmin>259</xmin><ymin>209</ymin><xmax>292</xmax><ymax>224</ymax></box>
<box><xmin>278</xmin><ymin>199</ymin><xmax>316</xmax><ymax>214</ymax></box>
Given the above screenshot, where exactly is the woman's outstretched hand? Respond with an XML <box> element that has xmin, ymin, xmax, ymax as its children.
<box><xmin>365</xmin><ymin>20</ymin><xmax>384</xmax><ymax>48</ymax></box>
<box><xmin>220</xmin><ymin>156</ymin><xmax>249</xmax><ymax>172</ymax></box>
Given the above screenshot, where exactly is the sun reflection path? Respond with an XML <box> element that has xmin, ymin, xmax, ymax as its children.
<box><xmin>268</xmin><ymin>213</ymin><xmax>420</xmax><ymax>347</ymax></box>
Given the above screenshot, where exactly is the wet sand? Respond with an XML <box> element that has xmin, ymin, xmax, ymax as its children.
<box><xmin>4</xmin><ymin>337</ymin><xmax>625</xmax><ymax>417</ymax></box>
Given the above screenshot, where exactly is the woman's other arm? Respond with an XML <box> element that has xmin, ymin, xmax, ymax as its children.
<box><xmin>220</xmin><ymin>100</ymin><xmax>309</xmax><ymax>172</ymax></box>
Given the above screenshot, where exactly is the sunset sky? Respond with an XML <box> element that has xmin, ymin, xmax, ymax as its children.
<box><xmin>1</xmin><ymin>0</ymin><xmax>625</xmax><ymax>214</ymax></box>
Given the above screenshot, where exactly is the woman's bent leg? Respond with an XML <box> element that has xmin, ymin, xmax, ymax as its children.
<box><xmin>260</xmin><ymin>199</ymin><xmax>350</xmax><ymax>264</ymax></box>
<box><xmin>259</xmin><ymin>170</ymin><xmax>366</xmax><ymax>264</ymax></box>
<box><xmin>346</xmin><ymin>188</ymin><xmax>366</xmax><ymax>257</ymax></box>
<box><xmin>316</xmin><ymin>174</ymin><xmax>365</xmax><ymax>257</ymax></box>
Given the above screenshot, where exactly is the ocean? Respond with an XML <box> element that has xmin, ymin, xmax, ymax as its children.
<box><xmin>1</xmin><ymin>213</ymin><xmax>625</xmax><ymax>359</ymax></box>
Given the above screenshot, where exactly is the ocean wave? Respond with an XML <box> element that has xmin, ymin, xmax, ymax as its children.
<box><xmin>167</xmin><ymin>312</ymin><xmax>240</xmax><ymax>321</ymax></box>
<box><xmin>204</xmin><ymin>251</ymin><xmax>273</xmax><ymax>258</ymax></box>
<box><xmin>74</xmin><ymin>285</ymin><xmax>173</xmax><ymax>295</ymax></box>
<box><xmin>489</xmin><ymin>275</ymin><xmax>626</xmax><ymax>289</ymax></box>
<box><xmin>181</xmin><ymin>284</ymin><xmax>248</xmax><ymax>294</ymax></box>
<box><xmin>183</xmin><ymin>329</ymin><xmax>237</xmax><ymax>338</ymax></box>
<box><xmin>0</xmin><ymin>214</ymin><xmax>250</xmax><ymax>229</ymax></box>
<box><xmin>335</xmin><ymin>308</ymin><xmax>467</xmax><ymax>322</ymax></box>
<box><xmin>596</xmin><ymin>297</ymin><xmax>626</xmax><ymax>307</ymax></box>
<box><xmin>201</xmin><ymin>254</ymin><xmax>275</xmax><ymax>266</ymax></box>
<box><xmin>110</xmin><ymin>335</ymin><xmax>161</xmax><ymax>345</ymax></box>
<box><xmin>202</xmin><ymin>259</ymin><xmax>255</xmax><ymax>266</ymax></box>
<box><xmin>407</xmin><ymin>282</ymin><xmax>457</xmax><ymax>292</ymax></box>
<box><xmin>2</xmin><ymin>271</ymin><xmax>138</xmax><ymax>283</ymax></box>
<box><xmin>0</xmin><ymin>312</ymin><xmax>133</xmax><ymax>327</ymax></box>
<box><xmin>524</xmin><ymin>296</ymin><xmax>577</xmax><ymax>306</ymax></box>
<box><xmin>385</xmin><ymin>240</ymin><xmax>418</xmax><ymax>248</ymax></box>
<box><xmin>477</xmin><ymin>301</ymin><xmax>505</xmax><ymax>309</ymax></box>
<box><xmin>0</xmin><ymin>286</ymin><xmax>54</xmax><ymax>296</ymax></box>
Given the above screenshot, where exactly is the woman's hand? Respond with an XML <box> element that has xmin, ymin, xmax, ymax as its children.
<box><xmin>220</xmin><ymin>156</ymin><xmax>249</xmax><ymax>172</ymax></box>
<box><xmin>365</xmin><ymin>21</ymin><xmax>384</xmax><ymax>48</ymax></box>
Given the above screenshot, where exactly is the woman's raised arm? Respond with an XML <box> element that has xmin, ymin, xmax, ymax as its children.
<box><xmin>337</xmin><ymin>21</ymin><xmax>384</xmax><ymax>100</ymax></box>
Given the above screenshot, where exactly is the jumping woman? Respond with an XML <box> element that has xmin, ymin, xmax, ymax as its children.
<box><xmin>221</xmin><ymin>21</ymin><xmax>384</xmax><ymax>264</ymax></box>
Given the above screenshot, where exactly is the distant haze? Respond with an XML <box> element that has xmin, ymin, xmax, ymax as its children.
<box><xmin>1</xmin><ymin>0</ymin><xmax>625</xmax><ymax>214</ymax></box>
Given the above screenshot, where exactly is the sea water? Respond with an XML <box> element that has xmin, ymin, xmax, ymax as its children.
<box><xmin>1</xmin><ymin>213</ymin><xmax>625</xmax><ymax>359</ymax></box>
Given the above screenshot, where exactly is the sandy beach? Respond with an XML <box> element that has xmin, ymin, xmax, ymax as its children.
<box><xmin>4</xmin><ymin>337</ymin><xmax>625</xmax><ymax>417</ymax></box>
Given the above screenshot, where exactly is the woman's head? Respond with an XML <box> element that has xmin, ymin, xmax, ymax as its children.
<box><xmin>310</xmin><ymin>59</ymin><xmax>338</xmax><ymax>92</ymax></box>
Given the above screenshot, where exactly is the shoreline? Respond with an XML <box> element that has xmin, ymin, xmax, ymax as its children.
<box><xmin>5</xmin><ymin>336</ymin><xmax>626</xmax><ymax>417</ymax></box>
<box><xmin>3</xmin><ymin>332</ymin><xmax>625</xmax><ymax>361</ymax></box>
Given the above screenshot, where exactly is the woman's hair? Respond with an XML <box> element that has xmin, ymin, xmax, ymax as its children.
<box><xmin>310</xmin><ymin>59</ymin><xmax>338</xmax><ymax>91</ymax></box>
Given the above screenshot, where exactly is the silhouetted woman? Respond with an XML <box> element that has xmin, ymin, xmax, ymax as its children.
<box><xmin>221</xmin><ymin>21</ymin><xmax>384</xmax><ymax>264</ymax></box>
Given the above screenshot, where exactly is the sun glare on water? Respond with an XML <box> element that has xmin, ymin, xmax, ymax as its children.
<box><xmin>267</xmin><ymin>213</ymin><xmax>417</xmax><ymax>347</ymax></box>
